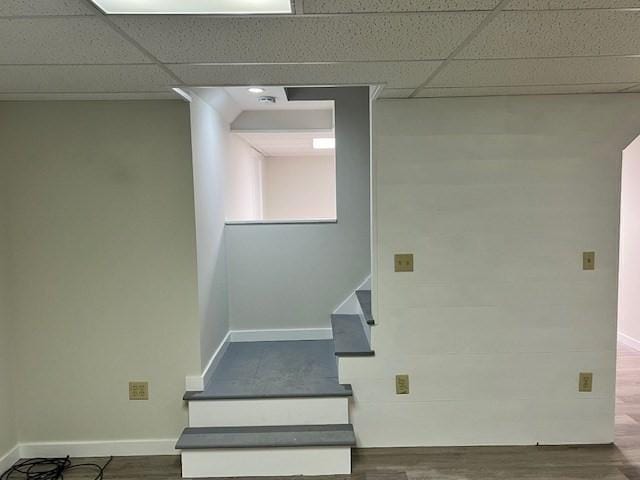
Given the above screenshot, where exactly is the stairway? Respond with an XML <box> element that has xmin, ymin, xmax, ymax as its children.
<box><xmin>176</xmin><ymin>290</ymin><xmax>374</xmax><ymax>478</ymax></box>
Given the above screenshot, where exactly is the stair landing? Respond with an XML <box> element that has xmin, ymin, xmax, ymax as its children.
<box><xmin>185</xmin><ymin>340</ymin><xmax>352</xmax><ymax>400</ymax></box>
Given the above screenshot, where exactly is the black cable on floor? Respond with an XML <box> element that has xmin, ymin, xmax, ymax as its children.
<box><xmin>0</xmin><ymin>456</ymin><xmax>113</xmax><ymax>480</ymax></box>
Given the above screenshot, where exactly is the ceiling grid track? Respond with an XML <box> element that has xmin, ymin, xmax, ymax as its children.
<box><xmin>408</xmin><ymin>0</ymin><xmax>513</xmax><ymax>98</ymax></box>
<box><xmin>78</xmin><ymin>0</ymin><xmax>186</xmax><ymax>86</ymax></box>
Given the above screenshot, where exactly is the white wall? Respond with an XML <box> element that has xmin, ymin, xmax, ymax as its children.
<box><xmin>226</xmin><ymin>134</ymin><xmax>264</xmax><ymax>221</ymax></box>
<box><xmin>226</xmin><ymin>87</ymin><xmax>371</xmax><ymax>331</ymax></box>
<box><xmin>341</xmin><ymin>93</ymin><xmax>640</xmax><ymax>447</ymax></box>
<box><xmin>0</xmin><ymin>101</ymin><xmax>200</xmax><ymax>444</ymax></box>
<box><xmin>0</xmin><ymin>144</ymin><xmax>16</xmax><ymax>459</ymax></box>
<box><xmin>262</xmin><ymin>155</ymin><xmax>336</xmax><ymax>221</ymax></box>
<box><xmin>189</xmin><ymin>95</ymin><xmax>231</xmax><ymax>369</ymax></box>
<box><xmin>619</xmin><ymin>134</ymin><xmax>640</xmax><ymax>345</ymax></box>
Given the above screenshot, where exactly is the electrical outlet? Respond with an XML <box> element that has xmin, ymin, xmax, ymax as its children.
<box><xmin>129</xmin><ymin>381</ymin><xmax>149</xmax><ymax>400</ymax></box>
<box><xmin>394</xmin><ymin>254</ymin><xmax>414</xmax><ymax>272</ymax></box>
<box><xmin>579</xmin><ymin>372</ymin><xmax>593</xmax><ymax>392</ymax></box>
<box><xmin>395</xmin><ymin>374</ymin><xmax>410</xmax><ymax>394</ymax></box>
<box><xmin>583</xmin><ymin>251</ymin><xmax>595</xmax><ymax>270</ymax></box>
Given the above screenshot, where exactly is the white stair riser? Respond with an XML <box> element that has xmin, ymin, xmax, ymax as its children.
<box><xmin>188</xmin><ymin>397</ymin><xmax>349</xmax><ymax>427</ymax></box>
<box><xmin>181</xmin><ymin>447</ymin><xmax>351</xmax><ymax>477</ymax></box>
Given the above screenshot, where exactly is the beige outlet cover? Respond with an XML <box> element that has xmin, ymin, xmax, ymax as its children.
<box><xmin>129</xmin><ymin>381</ymin><xmax>149</xmax><ymax>400</ymax></box>
<box><xmin>583</xmin><ymin>251</ymin><xmax>595</xmax><ymax>271</ymax></box>
<box><xmin>394</xmin><ymin>254</ymin><xmax>414</xmax><ymax>272</ymax></box>
<box><xmin>579</xmin><ymin>372</ymin><xmax>593</xmax><ymax>392</ymax></box>
<box><xmin>396</xmin><ymin>374</ymin><xmax>410</xmax><ymax>395</ymax></box>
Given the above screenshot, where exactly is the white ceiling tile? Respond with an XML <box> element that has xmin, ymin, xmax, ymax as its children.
<box><xmin>0</xmin><ymin>92</ymin><xmax>179</xmax><ymax>101</ymax></box>
<box><xmin>506</xmin><ymin>0</ymin><xmax>640</xmax><ymax>9</ymax></box>
<box><xmin>0</xmin><ymin>65</ymin><xmax>176</xmax><ymax>92</ymax></box>
<box><xmin>627</xmin><ymin>84</ymin><xmax>640</xmax><ymax>92</ymax></box>
<box><xmin>459</xmin><ymin>10</ymin><xmax>640</xmax><ymax>58</ymax></box>
<box><xmin>302</xmin><ymin>0</ymin><xmax>499</xmax><ymax>13</ymax></box>
<box><xmin>378</xmin><ymin>88</ymin><xmax>414</xmax><ymax>98</ymax></box>
<box><xmin>0</xmin><ymin>17</ymin><xmax>150</xmax><ymax>64</ymax></box>
<box><xmin>112</xmin><ymin>13</ymin><xmax>485</xmax><ymax>63</ymax></box>
<box><xmin>169</xmin><ymin>61</ymin><xmax>440</xmax><ymax>89</ymax></box>
<box><xmin>414</xmin><ymin>84</ymin><xmax>637</xmax><ymax>97</ymax></box>
<box><xmin>0</xmin><ymin>0</ymin><xmax>96</xmax><ymax>16</ymax></box>
<box><xmin>430</xmin><ymin>57</ymin><xmax>640</xmax><ymax>87</ymax></box>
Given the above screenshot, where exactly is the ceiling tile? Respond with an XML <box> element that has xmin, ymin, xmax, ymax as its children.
<box><xmin>506</xmin><ymin>0</ymin><xmax>640</xmax><ymax>9</ymax></box>
<box><xmin>0</xmin><ymin>65</ymin><xmax>176</xmax><ymax>92</ymax></box>
<box><xmin>301</xmin><ymin>0</ymin><xmax>499</xmax><ymax>13</ymax></box>
<box><xmin>378</xmin><ymin>88</ymin><xmax>414</xmax><ymax>98</ymax></box>
<box><xmin>0</xmin><ymin>92</ymin><xmax>178</xmax><ymax>100</ymax></box>
<box><xmin>459</xmin><ymin>9</ymin><xmax>640</xmax><ymax>58</ymax></box>
<box><xmin>0</xmin><ymin>0</ymin><xmax>96</xmax><ymax>16</ymax></box>
<box><xmin>627</xmin><ymin>84</ymin><xmax>640</xmax><ymax>92</ymax></box>
<box><xmin>169</xmin><ymin>61</ymin><xmax>441</xmax><ymax>89</ymax></box>
<box><xmin>414</xmin><ymin>84</ymin><xmax>637</xmax><ymax>97</ymax></box>
<box><xmin>0</xmin><ymin>17</ymin><xmax>150</xmax><ymax>64</ymax></box>
<box><xmin>112</xmin><ymin>13</ymin><xmax>485</xmax><ymax>63</ymax></box>
<box><xmin>430</xmin><ymin>57</ymin><xmax>640</xmax><ymax>87</ymax></box>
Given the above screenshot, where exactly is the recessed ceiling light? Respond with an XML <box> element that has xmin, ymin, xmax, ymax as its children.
<box><xmin>248</xmin><ymin>87</ymin><xmax>266</xmax><ymax>94</ymax></box>
<box><xmin>89</xmin><ymin>0</ymin><xmax>292</xmax><ymax>15</ymax></box>
<box><xmin>313</xmin><ymin>138</ymin><xmax>336</xmax><ymax>150</ymax></box>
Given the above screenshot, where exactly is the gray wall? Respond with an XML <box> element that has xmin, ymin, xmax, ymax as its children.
<box><xmin>189</xmin><ymin>94</ymin><xmax>231</xmax><ymax>368</ymax></box>
<box><xmin>0</xmin><ymin>136</ymin><xmax>16</xmax><ymax>458</ymax></box>
<box><xmin>342</xmin><ymin>93</ymin><xmax>640</xmax><ymax>447</ymax></box>
<box><xmin>226</xmin><ymin>87</ymin><xmax>371</xmax><ymax>330</ymax></box>
<box><xmin>0</xmin><ymin>101</ymin><xmax>200</xmax><ymax>443</ymax></box>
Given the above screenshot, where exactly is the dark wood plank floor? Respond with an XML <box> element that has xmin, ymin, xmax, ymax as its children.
<box><xmin>26</xmin><ymin>343</ymin><xmax>640</xmax><ymax>479</ymax></box>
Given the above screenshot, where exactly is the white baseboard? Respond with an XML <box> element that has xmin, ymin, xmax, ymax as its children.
<box><xmin>19</xmin><ymin>439</ymin><xmax>177</xmax><ymax>459</ymax></box>
<box><xmin>229</xmin><ymin>328</ymin><xmax>332</xmax><ymax>342</ymax></box>
<box><xmin>185</xmin><ymin>331</ymin><xmax>231</xmax><ymax>392</ymax></box>
<box><xmin>0</xmin><ymin>445</ymin><xmax>20</xmax><ymax>473</ymax></box>
<box><xmin>618</xmin><ymin>332</ymin><xmax>640</xmax><ymax>351</ymax></box>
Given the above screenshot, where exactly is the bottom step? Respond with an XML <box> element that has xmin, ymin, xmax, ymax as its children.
<box><xmin>177</xmin><ymin>424</ymin><xmax>355</xmax><ymax>478</ymax></box>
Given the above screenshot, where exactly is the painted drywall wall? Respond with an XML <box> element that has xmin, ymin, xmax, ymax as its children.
<box><xmin>226</xmin><ymin>134</ymin><xmax>264</xmax><ymax>221</ymax></box>
<box><xmin>189</xmin><ymin>94</ymin><xmax>231</xmax><ymax>369</ymax></box>
<box><xmin>0</xmin><ymin>101</ymin><xmax>200</xmax><ymax>443</ymax></box>
<box><xmin>619</xmin><ymin>134</ymin><xmax>640</xmax><ymax>345</ymax></box>
<box><xmin>340</xmin><ymin>94</ymin><xmax>640</xmax><ymax>447</ymax></box>
<box><xmin>225</xmin><ymin>87</ymin><xmax>371</xmax><ymax>330</ymax></box>
<box><xmin>0</xmin><ymin>147</ymin><xmax>16</xmax><ymax>459</ymax></box>
<box><xmin>262</xmin><ymin>155</ymin><xmax>336</xmax><ymax>220</ymax></box>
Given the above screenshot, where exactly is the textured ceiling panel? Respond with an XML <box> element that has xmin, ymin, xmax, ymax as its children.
<box><xmin>0</xmin><ymin>17</ymin><xmax>150</xmax><ymax>64</ymax></box>
<box><xmin>506</xmin><ymin>0</ymin><xmax>640</xmax><ymax>9</ymax></box>
<box><xmin>0</xmin><ymin>65</ymin><xmax>176</xmax><ymax>92</ymax></box>
<box><xmin>301</xmin><ymin>0</ymin><xmax>499</xmax><ymax>13</ymax></box>
<box><xmin>459</xmin><ymin>10</ymin><xmax>640</xmax><ymax>58</ymax></box>
<box><xmin>378</xmin><ymin>88</ymin><xmax>414</xmax><ymax>98</ymax></box>
<box><xmin>112</xmin><ymin>13</ymin><xmax>485</xmax><ymax>63</ymax></box>
<box><xmin>0</xmin><ymin>0</ymin><xmax>96</xmax><ymax>16</ymax></box>
<box><xmin>414</xmin><ymin>84</ymin><xmax>637</xmax><ymax>97</ymax></box>
<box><xmin>430</xmin><ymin>57</ymin><xmax>640</xmax><ymax>87</ymax></box>
<box><xmin>169</xmin><ymin>61</ymin><xmax>441</xmax><ymax>89</ymax></box>
<box><xmin>0</xmin><ymin>92</ymin><xmax>178</xmax><ymax>100</ymax></box>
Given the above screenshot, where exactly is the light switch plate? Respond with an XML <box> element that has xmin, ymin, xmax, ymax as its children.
<box><xmin>394</xmin><ymin>254</ymin><xmax>414</xmax><ymax>272</ymax></box>
<box><xmin>583</xmin><ymin>251</ymin><xmax>595</xmax><ymax>270</ymax></box>
<box><xmin>579</xmin><ymin>372</ymin><xmax>593</xmax><ymax>392</ymax></box>
<box><xmin>129</xmin><ymin>381</ymin><xmax>149</xmax><ymax>400</ymax></box>
<box><xmin>395</xmin><ymin>374</ymin><xmax>410</xmax><ymax>394</ymax></box>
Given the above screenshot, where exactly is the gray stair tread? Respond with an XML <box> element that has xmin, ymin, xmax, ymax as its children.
<box><xmin>176</xmin><ymin>424</ymin><xmax>356</xmax><ymax>450</ymax></box>
<box><xmin>331</xmin><ymin>314</ymin><xmax>374</xmax><ymax>357</ymax></box>
<box><xmin>356</xmin><ymin>289</ymin><xmax>375</xmax><ymax>325</ymax></box>
<box><xmin>185</xmin><ymin>340</ymin><xmax>353</xmax><ymax>400</ymax></box>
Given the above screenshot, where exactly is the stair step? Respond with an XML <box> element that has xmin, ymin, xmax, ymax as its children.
<box><xmin>186</xmin><ymin>396</ymin><xmax>349</xmax><ymax>427</ymax></box>
<box><xmin>176</xmin><ymin>424</ymin><xmax>356</xmax><ymax>450</ymax></box>
<box><xmin>356</xmin><ymin>289</ymin><xmax>375</xmax><ymax>325</ymax></box>
<box><xmin>331</xmin><ymin>314</ymin><xmax>374</xmax><ymax>357</ymax></box>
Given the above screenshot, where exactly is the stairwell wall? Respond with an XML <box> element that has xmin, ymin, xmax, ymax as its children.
<box><xmin>343</xmin><ymin>93</ymin><xmax>640</xmax><ymax>447</ymax></box>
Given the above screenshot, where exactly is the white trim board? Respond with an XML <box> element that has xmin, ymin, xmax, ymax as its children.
<box><xmin>18</xmin><ymin>439</ymin><xmax>177</xmax><ymax>459</ymax></box>
<box><xmin>0</xmin><ymin>445</ymin><xmax>20</xmax><ymax>474</ymax></box>
<box><xmin>185</xmin><ymin>331</ymin><xmax>231</xmax><ymax>392</ymax></box>
<box><xmin>229</xmin><ymin>328</ymin><xmax>332</xmax><ymax>342</ymax></box>
<box><xmin>618</xmin><ymin>332</ymin><xmax>640</xmax><ymax>351</ymax></box>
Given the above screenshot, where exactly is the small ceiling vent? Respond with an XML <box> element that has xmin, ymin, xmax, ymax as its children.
<box><xmin>258</xmin><ymin>96</ymin><xmax>277</xmax><ymax>105</ymax></box>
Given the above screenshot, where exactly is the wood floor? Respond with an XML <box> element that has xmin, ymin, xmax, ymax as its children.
<box><xmin>39</xmin><ymin>343</ymin><xmax>640</xmax><ymax>479</ymax></box>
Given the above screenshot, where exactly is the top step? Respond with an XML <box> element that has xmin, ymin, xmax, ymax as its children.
<box><xmin>356</xmin><ymin>290</ymin><xmax>374</xmax><ymax>325</ymax></box>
